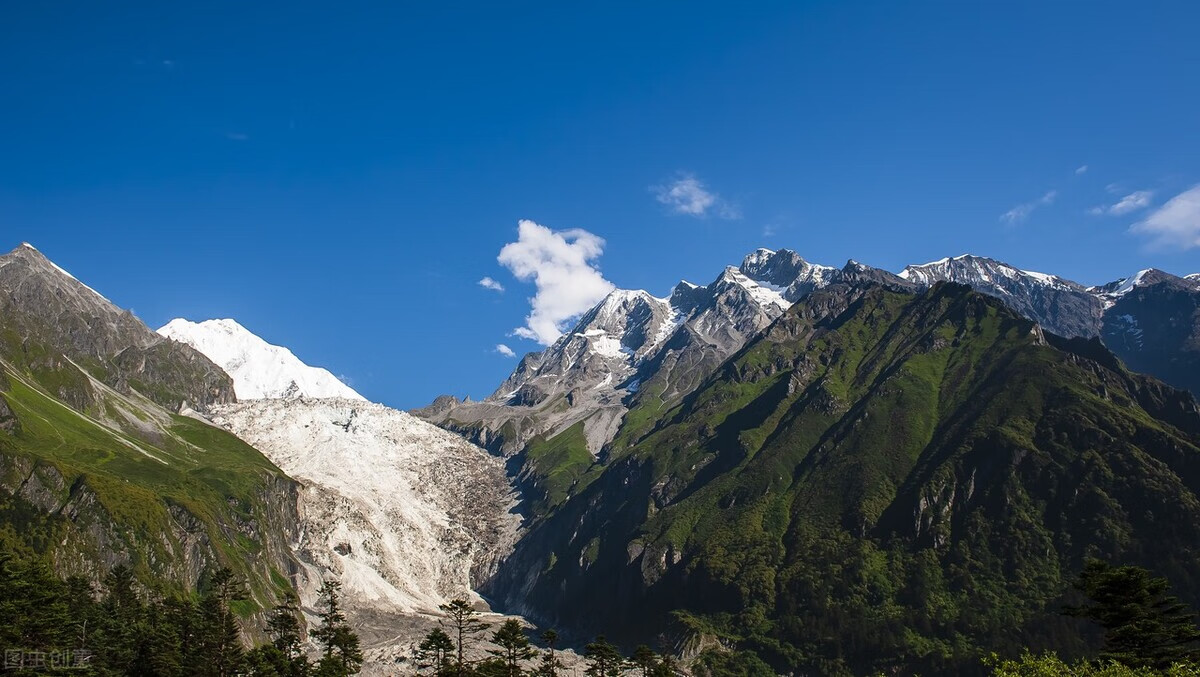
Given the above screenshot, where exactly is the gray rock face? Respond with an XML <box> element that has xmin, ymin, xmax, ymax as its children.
<box><xmin>0</xmin><ymin>243</ymin><xmax>235</xmax><ymax>411</ymax></box>
<box><xmin>416</xmin><ymin>289</ymin><xmax>683</xmax><ymax>456</ymax></box>
<box><xmin>0</xmin><ymin>391</ymin><xmax>18</xmax><ymax>435</ymax></box>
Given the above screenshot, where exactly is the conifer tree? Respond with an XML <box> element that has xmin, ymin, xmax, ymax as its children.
<box><xmin>132</xmin><ymin>595</ymin><xmax>178</xmax><ymax>676</ymax></box>
<box><xmin>630</xmin><ymin>645</ymin><xmax>658</xmax><ymax>677</ymax></box>
<box><xmin>163</xmin><ymin>596</ymin><xmax>202</xmax><ymax>670</ymax></box>
<box><xmin>488</xmin><ymin>619</ymin><xmax>536</xmax><ymax>676</ymax></box>
<box><xmin>584</xmin><ymin>635</ymin><xmax>624</xmax><ymax>677</ymax></box>
<box><xmin>312</xmin><ymin>580</ymin><xmax>363</xmax><ymax>676</ymax></box>
<box><xmin>415</xmin><ymin>628</ymin><xmax>456</xmax><ymax>675</ymax></box>
<box><xmin>202</xmin><ymin>567</ymin><xmax>249</xmax><ymax>677</ymax></box>
<box><xmin>269</xmin><ymin>592</ymin><xmax>307</xmax><ymax>659</ymax></box>
<box><xmin>651</xmin><ymin>651</ymin><xmax>679</xmax><ymax>677</ymax></box>
<box><xmin>247</xmin><ymin>592</ymin><xmax>311</xmax><ymax>676</ymax></box>
<box><xmin>439</xmin><ymin>598</ymin><xmax>489</xmax><ymax>676</ymax></box>
<box><xmin>97</xmin><ymin>564</ymin><xmax>146</xmax><ymax>674</ymax></box>
<box><xmin>0</xmin><ymin>553</ymin><xmax>71</xmax><ymax>652</ymax></box>
<box><xmin>534</xmin><ymin>629</ymin><xmax>565</xmax><ymax>677</ymax></box>
<box><xmin>1067</xmin><ymin>560</ymin><xmax>1200</xmax><ymax>669</ymax></box>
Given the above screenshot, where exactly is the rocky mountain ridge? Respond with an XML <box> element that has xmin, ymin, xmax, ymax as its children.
<box><xmin>419</xmin><ymin>248</ymin><xmax>1200</xmax><ymax>465</ymax></box>
<box><xmin>416</xmin><ymin>249</ymin><xmax>919</xmax><ymax>458</ymax></box>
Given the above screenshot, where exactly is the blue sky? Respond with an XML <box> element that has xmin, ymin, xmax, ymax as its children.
<box><xmin>3</xmin><ymin>2</ymin><xmax>1199</xmax><ymax>408</ymax></box>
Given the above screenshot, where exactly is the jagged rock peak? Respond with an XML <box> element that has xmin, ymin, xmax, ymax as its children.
<box><xmin>739</xmin><ymin>248</ymin><xmax>807</xmax><ymax>286</ymax></box>
<box><xmin>668</xmin><ymin>280</ymin><xmax>707</xmax><ymax>315</ymax></box>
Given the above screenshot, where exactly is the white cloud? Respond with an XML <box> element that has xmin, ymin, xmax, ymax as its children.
<box><xmin>1075</xmin><ymin>165</ymin><xmax>1089</xmax><ymax>175</ymax></box>
<box><xmin>497</xmin><ymin>219</ymin><xmax>616</xmax><ymax>345</ymax></box>
<box><xmin>495</xmin><ymin>344</ymin><xmax>516</xmax><ymax>357</ymax></box>
<box><xmin>1090</xmin><ymin>190</ymin><xmax>1155</xmax><ymax>217</ymax></box>
<box><xmin>1130</xmin><ymin>185</ymin><xmax>1200</xmax><ymax>250</ymax></box>
<box><xmin>653</xmin><ymin>173</ymin><xmax>739</xmax><ymax>219</ymax></box>
<box><xmin>1000</xmin><ymin>190</ymin><xmax>1057</xmax><ymax>224</ymax></box>
<box><xmin>478</xmin><ymin>276</ymin><xmax>505</xmax><ymax>292</ymax></box>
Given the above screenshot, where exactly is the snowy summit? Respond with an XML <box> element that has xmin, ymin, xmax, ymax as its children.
<box><xmin>158</xmin><ymin>318</ymin><xmax>364</xmax><ymax>401</ymax></box>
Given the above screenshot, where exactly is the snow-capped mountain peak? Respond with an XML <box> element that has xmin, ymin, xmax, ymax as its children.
<box><xmin>158</xmin><ymin>318</ymin><xmax>364</xmax><ymax>401</ymax></box>
<box><xmin>738</xmin><ymin>247</ymin><xmax>839</xmax><ymax>297</ymax></box>
<box><xmin>898</xmin><ymin>254</ymin><xmax>1080</xmax><ymax>293</ymax></box>
<box><xmin>1090</xmin><ymin>269</ymin><xmax>1154</xmax><ymax>300</ymax></box>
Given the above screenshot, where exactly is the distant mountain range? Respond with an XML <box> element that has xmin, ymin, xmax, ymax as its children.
<box><xmin>418</xmin><ymin>247</ymin><xmax>1200</xmax><ymax>456</ymax></box>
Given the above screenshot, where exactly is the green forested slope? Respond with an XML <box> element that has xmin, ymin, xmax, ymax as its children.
<box><xmin>491</xmin><ymin>283</ymin><xmax>1200</xmax><ymax>675</ymax></box>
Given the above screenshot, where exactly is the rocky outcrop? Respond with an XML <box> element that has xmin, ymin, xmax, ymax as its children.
<box><xmin>0</xmin><ymin>393</ymin><xmax>18</xmax><ymax>435</ymax></box>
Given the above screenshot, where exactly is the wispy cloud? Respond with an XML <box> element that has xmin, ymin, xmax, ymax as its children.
<box><xmin>1090</xmin><ymin>190</ymin><xmax>1154</xmax><ymax>216</ymax></box>
<box><xmin>653</xmin><ymin>173</ymin><xmax>739</xmax><ymax>219</ymax></box>
<box><xmin>1000</xmin><ymin>190</ymin><xmax>1057</xmax><ymax>224</ymax></box>
<box><xmin>495</xmin><ymin>344</ymin><xmax>516</xmax><ymax>357</ymax></box>
<box><xmin>478</xmin><ymin>276</ymin><xmax>505</xmax><ymax>292</ymax></box>
<box><xmin>225</xmin><ymin>132</ymin><xmax>249</xmax><ymax>141</ymax></box>
<box><xmin>1130</xmin><ymin>184</ymin><xmax>1200</xmax><ymax>250</ymax></box>
<box><xmin>497</xmin><ymin>220</ymin><xmax>616</xmax><ymax>345</ymax></box>
<box><xmin>1075</xmin><ymin>165</ymin><xmax>1089</xmax><ymax>175</ymax></box>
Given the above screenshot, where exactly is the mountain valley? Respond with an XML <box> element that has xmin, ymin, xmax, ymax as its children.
<box><xmin>3</xmin><ymin>240</ymin><xmax>1200</xmax><ymax>675</ymax></box>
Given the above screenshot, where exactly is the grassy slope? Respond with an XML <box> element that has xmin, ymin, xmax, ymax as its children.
<box><xmin>0</xmin><ymin>354</ymin><xmax>295</xmax><ymax>611</ymax></box>
<box><xmin>520</xmin><ymin>420</ymin><xmax>595</xmax><ymax>514</ymax></box>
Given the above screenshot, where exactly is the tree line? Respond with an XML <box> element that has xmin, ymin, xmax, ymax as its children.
<box><xmin>411</xmin><ymin>598</ymin><xmax>680</xmax><ymax>677</ymax></box>
<box><xmin>0</xmin><ymin>549</ymin><xmax>361</xmax><ymax>676</ymax></box>
<box><xmin>3</xmin><ymin>548</ymin><xmax>1200</xmax><ymax>676</ymax></box>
